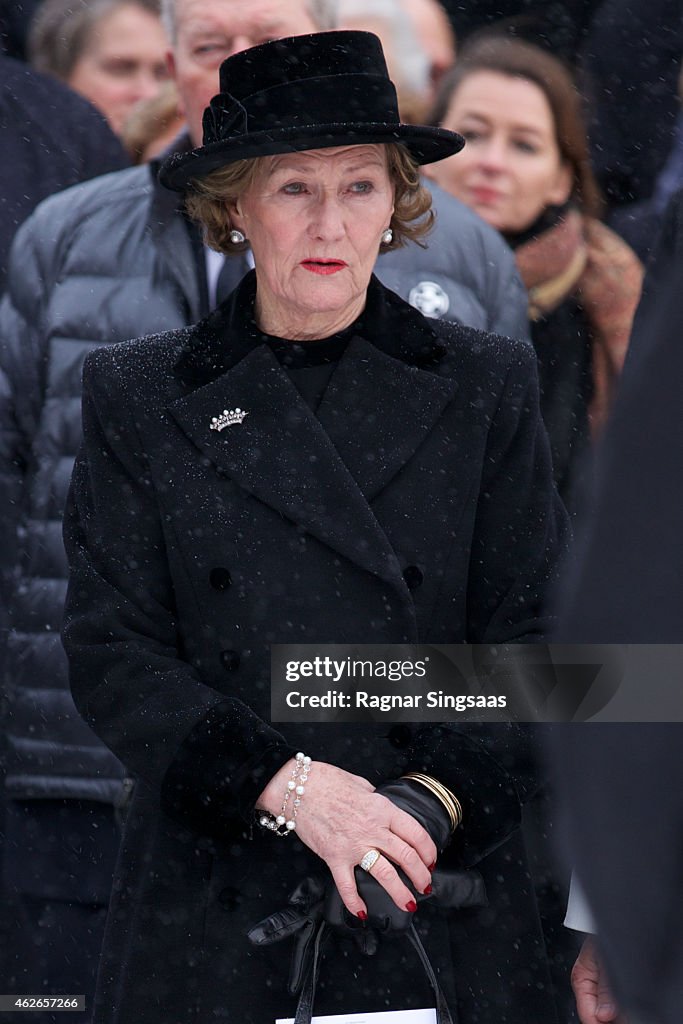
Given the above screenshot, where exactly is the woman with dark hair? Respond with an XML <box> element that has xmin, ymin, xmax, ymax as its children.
<box><xmin>62</xmin><ymin>30</ymin><xmax>569</xmax><ymax>1024</ymax></box>
<box><xmin>29</xmin><ymin>0</ymin><xmax>168</xmax><ymax>136</ymax></box>
<box><xmin>427</xmin><ymin>36</ymin><xmax>643</xmax><ymax>514</ymax></box>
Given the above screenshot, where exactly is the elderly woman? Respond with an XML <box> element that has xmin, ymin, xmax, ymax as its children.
<box><xmin>63</xmin><ymin>31</ymin><xmax>569</xmax><ymax>1024</ymax></box>
<box><xmin>426</xmin><ymin>37</ymin><xmax>643</xmax><ymax>516</ymax></box>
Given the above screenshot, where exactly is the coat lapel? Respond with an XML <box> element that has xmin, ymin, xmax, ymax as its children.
<box><xmin>168</xmin><ymin>345</ymin><xmax>406</xmax><ymax>587</ymax></box>
<box><xmin>318</xmin><ymin>335</ymin><xmax>458</xmax><ymax>501</ymax></box>
<box><xmin>168</xmin><ymin>273</ymin><xmax>458</xmax><ymax>585</ymax></box>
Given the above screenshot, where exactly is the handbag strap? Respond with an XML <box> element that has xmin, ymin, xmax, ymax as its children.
<box><xmin>293</xmin><ymin>920</ymin><xmax>457</xmax><ymax>1024</ymax></box>
<box><xmin>294</xmin><ymin>920</ymin><xmax>328</xmax><ymax>1024</ymax></box>
<box><xmin>406</xmin><ymin>923</ymin><xmax>456</xmax><ymax>1024</ymax></box>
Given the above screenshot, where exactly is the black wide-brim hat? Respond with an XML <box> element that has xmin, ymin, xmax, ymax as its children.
<box><xmin>160</xmin><ymin>30</ymin><xmax>464</xmax><ymax>192</ymax></box>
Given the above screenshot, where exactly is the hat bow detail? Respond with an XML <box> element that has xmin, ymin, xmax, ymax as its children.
<box><xmin>203</xmin><ymin>94</ymin><xmax>249</xmax><ymax>146</ymax></box>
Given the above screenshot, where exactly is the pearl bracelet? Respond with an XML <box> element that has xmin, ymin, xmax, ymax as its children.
<box><xmin>258</xmin><ymin>751</ymin><xmax>312</xmax><ymax>837</ymax></box>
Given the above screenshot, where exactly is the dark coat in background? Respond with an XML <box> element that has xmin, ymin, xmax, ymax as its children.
<box><xmin>0</xmin><ymin>55</ymin><xmax>128</xmax><ymax>292</ymax></box>
<box><xmin>550</xmin><ymin>723</ymin><xmax>683</xmax><ymax>1024</ymax></box>
<box><xmin>441</xmin><ymin>0</ymin><xmax>600</xmax><ymax>62</ymax></box>
<box><xmin>627</xmin><ymin>186</ymin><xmax>683</xmax><ymax>369</ymax></box>
<box><xmin>552</xmin><ymin>259</ymin><xmax>683</xmax><ymax>1024</ymax></box>
<box><xmin>0</xmin><ymin>51</ymin><xmax>127</xmax><ymax>1008</ymax></box>
<box><xmin>63</xmin><ymin>274</ymin><xmax>569</xmax><ymax>1023</ymax></box>
<box><xmin>558</xmin><ymin>235</ymin><xmax>683</xmax><ymax>642</ymax></box>
<box><xmin>0</xmin><ymin>0</ymin><xmax>43</xmax><ymax>59</ymax></box>
<box><xmin>580</xmin><ymin>0</ymin><xmax>683</xmax><ymax>209</ymax></box>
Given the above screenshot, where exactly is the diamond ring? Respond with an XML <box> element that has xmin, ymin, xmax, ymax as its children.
<box><xmin>360</xmin><ymin>849</ymin><xmax>381</xmax><ymax>873</ymax></box>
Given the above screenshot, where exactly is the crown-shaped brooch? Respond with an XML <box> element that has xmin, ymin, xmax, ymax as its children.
<box><xmin>210</xmin><ymin>407</ymin><xmax>248</xmax><ymax>431</ymax></box>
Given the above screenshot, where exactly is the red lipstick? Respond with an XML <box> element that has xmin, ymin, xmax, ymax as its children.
<box><xmin>300</xmin><ymin>259</ymin><xmax>347</xmax><ymax>275</ymax></box>
<box><xmin>470</xmin><ymin>186</ymin><xmax>500</xmax><ymax>204</ymax></box>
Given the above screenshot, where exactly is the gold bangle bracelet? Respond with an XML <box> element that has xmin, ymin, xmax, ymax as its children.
<box><xmin>402</xmin><ymin>771</ymin><xmax>459</xmax><ymax>812</ymax></box>
<box><xmin>409</xmin><ymin>776</ymin><xmax>459</xmax><ymax>832</ymax></box>
<box><xmin>413</xmin><ymin>774</ymin><xmax>462</xmax><ymax>829</ymax></box>
<box><xmin>401</xmin><ymin>772</ymin><xmax>463</xmax><ymax>831</ymax></box>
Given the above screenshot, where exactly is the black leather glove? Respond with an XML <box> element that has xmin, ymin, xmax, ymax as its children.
<box><xmin>377</xmin><ymin>777</ymin><xmax>453</xmax><ymax>850</ymax></box>
<box><xmin>247</xmin><ymin>876</ymin><xmax>326</xmax><ymax>994</ymax></box>
<box><xmin>324</xmin><ymin>776</ymin><xmax>463</xmax><ymax>937</ymax></box>
<box><xmin>247</xmin><ymin>873</ymin><xmax>382</xmax><ymax>992</ymax></box>
<box><xmin>248</xmin><ymin>864</ymin><xmax>486</xmax><ymax>988</ymax></box>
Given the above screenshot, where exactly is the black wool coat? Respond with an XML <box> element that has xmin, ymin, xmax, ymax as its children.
<box><xmin>63</xmin><ymin>275</ymin><xmax>569</xmax><ymax>1024</ymax></box>
<box><xmin>554</xmin><ymin>266</ymin><xmax>683</xmax><ymax>1024</ymax></box>
<box><xmin>0</xmin><ymin>54</ymin><xmax>128</xmax><ymax>293</ymax></box>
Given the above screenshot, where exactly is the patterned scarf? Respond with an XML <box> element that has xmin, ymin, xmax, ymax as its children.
<box><xmin>513</xmin><ymin>207</ymin><xmax>643</xmax><ymax>435</ymax></box>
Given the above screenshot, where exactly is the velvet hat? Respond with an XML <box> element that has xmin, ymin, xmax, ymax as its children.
<box><xmin>159</xmin><ymin>30</ymin><xmax>464</xmax><ymax>191</ymax></box>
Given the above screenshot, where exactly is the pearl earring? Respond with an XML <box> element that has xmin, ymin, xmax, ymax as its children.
<box><xmin>229</xmin><ymin>229</ymin><xmax>246</xmax><ymax>244</ymax></box>
<box><xmin>381</xmin><ymin>228</ymin><xmax>393</xmax><ymax>245</ymax></box>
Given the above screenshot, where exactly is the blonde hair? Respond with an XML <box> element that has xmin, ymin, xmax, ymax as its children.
<box><xmin>121</xmin><ymin>80</ymin><xmax>183</xmax><ymax>163</ymax></box>
<box><xmin>185</xmin><ymin>142</ymin><xmax>433</xmax><ymax>254</ymax></box>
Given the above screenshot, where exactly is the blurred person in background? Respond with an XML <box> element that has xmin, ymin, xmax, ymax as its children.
<box><xmin>438</xmin><ymin>0</ymin><xmax>599</xmax><ymax>65</ymax></box>
<box><xmin>627</xmin><ymin>186</ymin><xmax>683</xmax><ymax>370</ymax></box>
<box><xmin>120</xmin><ymin>78</ymin><xmax>184</xmax><ymax>162</ymax></box>
<box><xmin>402</xmin><ymin>0</ymin><xmax>455</xmax><ymax>96</ymax></box>
<box><xmin>0</xmin><ymin>52</ymin><xmax>127</xmax><ymax>292</ymax></box>
<box><xmin>608</xmin><ymin>96</ymin><xmax>683</xmax><ymax>265</ymax></box>
<box><xmin>28</xmin><ymin>0</ymin><xmax>169</xmax><ymax>137</ymax></box>
<box><xmin>551</xmin><ymin>213</ymin><xmax>683</xmax><ymax>1022</ymax></box>
<box><xmin>427</xmin><ymin>36</ymin><xmax>643</xmax><ymax>518</ymax></box>
<box><xmin>554</xmin><ymin>724</ymin><xmax>683</xmax><ymax>1024</ymax></box>
<box><xmin>337</xmin><ymin>0</ymin><xmax>433</xmax><ymax>124</ymax></box>
<box><xmin>0</xmin><ymin>48</ymin><xmax>127</xmax><ymax>1006</ymax></box>
<box><xmin>581</xmin><ymin>0</ymin><xmax>683</xmax><ymax>263</ymax></box>
<box><xmin>580</xmin><ymin>0</ymin><xmax>682</xmax><ymax>222</ymax></box>
<box><xmin>338</xmin><ymin>0</ymin><xmax>456</xmax><ymax>122</ymax></box>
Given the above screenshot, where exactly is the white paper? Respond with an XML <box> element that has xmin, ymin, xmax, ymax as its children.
<box><xmin>277</xmin><ymin>1008</ymin><xmax>437</xmax><ymax>1024</ymax></box>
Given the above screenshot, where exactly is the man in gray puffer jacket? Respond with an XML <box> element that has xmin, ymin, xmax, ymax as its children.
<box><xmin>0</xmin><ymin>0</ymin><xmax>529</xmax><ymax>1011</ymax></box>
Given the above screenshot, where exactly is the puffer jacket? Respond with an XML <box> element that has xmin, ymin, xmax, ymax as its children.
<box><xmin>0</xmin><ymin>146</ymin><xmax>529</xmax><ymax>807</ymax></box>
<box><xmin>380</xmin><ymin>178</ymin><xmax>530</xmax><ymax>338</ymax></box>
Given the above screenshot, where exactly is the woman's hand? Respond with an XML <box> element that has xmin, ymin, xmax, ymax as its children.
<box><xmin>256</xmin><ymin>759</ymin><xmax>437</xmax><ymax>918</ymax></box>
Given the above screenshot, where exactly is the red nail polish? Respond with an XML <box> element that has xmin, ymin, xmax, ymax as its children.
<box><xmin>356</xmin><ymin>910</ymin><xmax>368</xmax><ymax>920</ymax></box>
<box><xmin>428</xmin><ymin>861</ymin><xmax>436</xmax><ymax>871</ymax></box>
<box><xmin>405</xmin><ymin>900</ymin><xmax>418</xmax><ymax>913</ymax></box>
<box><xmin>423</xmin><ymin>884</ymin><xmax>433</xmax><ymax>895</ymax></box>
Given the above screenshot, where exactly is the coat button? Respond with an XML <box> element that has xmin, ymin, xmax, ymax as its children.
<box><xmin>217</xmin><ymin>886</ymin><xmax>241</xmax><ymax>911</ymax></box>
<box><xmin>220</xmin><ymin>649</ymin><xmax>240</xmax><ymax>671</ymax></box>
<box><xmin>388</xmin><ymin>725</ymin><xmax>412</xmax><ymax>748</ymax></box>
<box><xmin>403</xmin><ymin>565</ymin><xmax>424</xmax><ymax>590</ymax></box>
<box><xmin>209</xmin><ymin>567</ymin><xmax>232</xmax><ymax>591</ymax></box>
